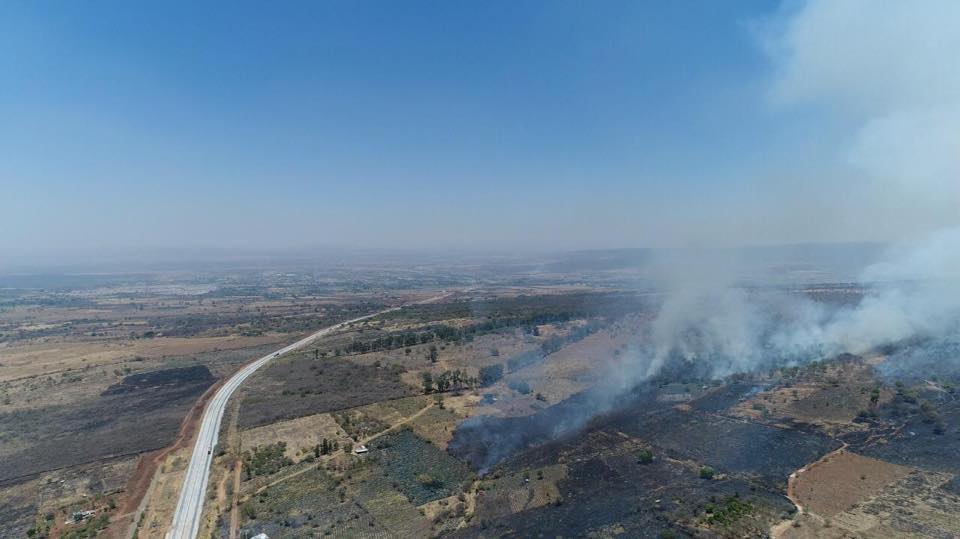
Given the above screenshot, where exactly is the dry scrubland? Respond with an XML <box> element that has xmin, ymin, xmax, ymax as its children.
<box><xmin>0</xmin><ymin>274</ymin><xmax>405</xmax><ymax>538</ymax></box>
<box><xmin>197</xmin><ymin>287</ymin><xmax>960</xmax><ymax>539</ymax></box>
<box><xmin>6</xmin><ymin>278</ymin><xmax>960</xmax><ymax>539</ymax></box>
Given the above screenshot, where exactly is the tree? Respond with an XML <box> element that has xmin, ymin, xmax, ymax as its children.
<box><xmin>429</xmin><ymin>345</ymin><xmax>438</xmax><ymax>363</ymax></box>
<box><xmin>435</xmin><ymin>371</ymin><xmax>452</xmax><ymax>392</ymax></box>
<box><xmin>637</xmin><ymin>449</ymin><xmax>653</xmax><ymax>464</ymax></box>
<box><xmin>699</xmin><ymin>466</ymin><xmax>714</xmax><ymax>480</ymax></box>
<box><xmin>421</xmin><ymin>372</ymin><xmax>434</xmax><ymax>394</ymax></box>
<box><xmin>479</xmin><ymin>364</ymin><xmax>504</xmax><ymax>387</ymax></box>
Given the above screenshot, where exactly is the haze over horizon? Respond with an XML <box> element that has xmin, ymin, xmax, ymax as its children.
<box><xmin>3</xmin><ymin>1</ymin><xmax>958</xmax><ymax>257</ymax></box>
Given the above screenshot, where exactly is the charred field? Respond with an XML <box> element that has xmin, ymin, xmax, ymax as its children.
<box><xmin>205</xmin><ymin>282</ymin><xmax>960</xmax><ymax>538</ymax></box>
<box><xmin>450</xmin><ymin>379</ymin><xmax>839</xmax><ymax>484</ymax></box>
<box><xmin>448</xmin><ymin>380</ymin><xmax>832</xmax><ymax>537</ymax></box>
<box><xmin>448</xmin><ymin>343</ymin><xmax>960</xmax><ymax>538</ymax></box>
<box><xmin>0</xmin><ymin>364</ymin><xmax>216</xmax><ymax>485</ymax></box>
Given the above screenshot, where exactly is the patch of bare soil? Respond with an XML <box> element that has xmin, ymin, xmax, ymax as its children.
<box><xmin>0</xmin><ymin>334</ymin><xmax>282</xmax><ymax>382</ymax></box>
<box><xmin>239</xmin><ymin>412</ymin><xmax>349</xmax><ymax>459</ymax></box>
<box><xmin>833</xmin><ymin>470</ymin><xmax>960</xmax><ymax>537</ymax></box>
<box><xmin>779</xmin><ymin>470</ymin><xmax>960</xmax><ymax>539</ymax></box>
<box><xmin>792</xmin><ymin>450</ymin><xmax>912</xmax><ymax>517</ymax></box>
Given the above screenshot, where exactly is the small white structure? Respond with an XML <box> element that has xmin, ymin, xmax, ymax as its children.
<box><xmin>252</xmin><ymin>533</ymin><xmax>270</xmax><ymax>539</ymax></box>
<box><xmin>353</xmin><ymin>444</ymin><xmax>369</xmax><ymax>454</ymax></box>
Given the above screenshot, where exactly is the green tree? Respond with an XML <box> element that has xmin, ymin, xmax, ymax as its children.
<box><xmin>479</xmin><ymin>364</ymin><xmax>504</xmax><ymax>387</ymax></box>
<box><xmin>421</xmin><ymin>372</ymin><xmax>434</xmax><ymax>394</ymax></box>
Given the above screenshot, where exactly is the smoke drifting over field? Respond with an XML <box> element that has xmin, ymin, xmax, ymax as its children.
<box><xmin>633</xmin><ymin>229</ymin><xmax>960</xmax><ymax>380</ymax></box>
<box><xmin>451</xmin><ymin>1</ymin><xmax>960</xmax><ymax>473</ymax></box>
<box><xmin>454</xmin><ymin>232</ymin><xmax>960</xmax><ymax>473</ymax></box>
<box><xmin>633</xmin><ymin>0</ymin><xmax>960</xmax><ymax>383</ymax></box>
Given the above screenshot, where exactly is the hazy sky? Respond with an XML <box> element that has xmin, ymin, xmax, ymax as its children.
<box><xmin>2</xmin><ymin>1</ymin><xmax>958</xmax><ymax>256</ymax></box>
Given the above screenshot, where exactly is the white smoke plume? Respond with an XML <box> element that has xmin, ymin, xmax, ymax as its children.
<box><xmin>450</xmin><ymin>1</ymin><xmax>960</xmax><ymax>472</ymax></box>
<box><xmin>634</xmin><ymin>0</ymin><xmax>960</xmax><ymax>380</ymax></box>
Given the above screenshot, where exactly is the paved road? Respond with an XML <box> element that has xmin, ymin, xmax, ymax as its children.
<box><xmin>166</xmin><ymin>293</ymin><xmax>451</xmax><ymax>539</ymax></box>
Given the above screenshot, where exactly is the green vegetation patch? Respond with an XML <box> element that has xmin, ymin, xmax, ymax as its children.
<box><xmin>242</xmin><ymin>442</ymin><xmax>293</xmax><ymax>479</ymax></box>
<box><xmin>237</xmin><ymin>467</ymin><xmax>387</xmax><ymax>538</ymax></box>
<box><xmin>372</xmin><ymin>429</ymin><xmax>472</xmax><ymax>505</ymax></box>
<box><xmin>335</xmin><ymin>410</ymin><xmax>390</xmax><ymax>441</ymax></box>
<box><xmin>703</xmin><ymin>495</ymin><xmax>754</xmax><ymax>526</ymax></box>
<box><xmin>354</xmin><ymin>473</ymin><xmax>432</xmax><ymax>538</ymax></box>
<box><xmin>59</xmin><ymin>514</ymin><xmax>110</xmax><ymax>539</ymax></box>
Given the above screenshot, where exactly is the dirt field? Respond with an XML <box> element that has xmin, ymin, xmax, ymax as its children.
<box><xmin>240</xmin><ymin>412</ymin><xmax>349</xmax><ymax>460</ymax></box>
<box><xmin>0</xmin><ymin>333</ymin><xmax>283</xmax><ymax>384</ymax></box>
<box><xmin>792</xmin><ymin>450</ymin><xmax>912</xmax><ymax>517</ymax></box>
<box><xmin>779</xmin><ymin>470</ymin><xmax>960</xmax><ymax>539</ymax></box>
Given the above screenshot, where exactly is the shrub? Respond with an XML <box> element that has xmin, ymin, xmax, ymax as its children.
<box><xmin>417</xmin><ymin>474</ymin><xmax>442</xmax><ymax>487</ymax></box>
<box><xmin>479</xmin><ymin>364</ymin><xmax>504</xmax><ymax>387</ymax></box>
<box><xmin>508</xmin><ymin>380</ymin><xmax>532</xmax><ymax>394</ymax></box>
<box><xmin>699</xmin><ymin>466</ymin><xmax>714</xmax><ymax>479</ymax></box>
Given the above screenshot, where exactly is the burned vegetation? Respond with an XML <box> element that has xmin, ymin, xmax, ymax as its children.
<box><xmin>238</xmin><ymin>356</ymin><xmax>418</xmax><ymax>428</ymax></box>
<box><xmin>0</xmin><ymin>365</ymin><xmax>216</xmax><ymax>486</ymax></box>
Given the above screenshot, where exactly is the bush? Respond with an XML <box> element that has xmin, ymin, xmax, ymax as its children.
<box><xmin>417</xmin><ymin>473</ymin><xmax>442</xmax><ymax>487</ymax></box>
<box><xmin>479</xmin><ymin>364</ymin><xmax>504</xmax><ymax>387</ymax></box>
<box><xmin>704</xmin><ymin>495</ymin><xmax>752</xmax><ymax>525</ymax></box>
<box><xmin>637</xmin><ymin>449</ymin><xmax>653</xmax><ymax>464</ymax></box>
<box><xmin>699</xmin><ymin>466</ymin><xmax>715</xmax><ymax>479</ymax></box>
<box><xmin>242</xmin><ymin>442</ymin><xmax>293</xmax><ymax>477</ymax></box>
<box><xmin>508</xmin><ymin>380</ymin><xmax>532</xmax><ymax>394</ymax></box>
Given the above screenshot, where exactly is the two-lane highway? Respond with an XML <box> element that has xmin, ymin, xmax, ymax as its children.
<box><xmin>166</xmin><ymin>293</ymin><xmax>452</xmax><ymax>538</ymax></box>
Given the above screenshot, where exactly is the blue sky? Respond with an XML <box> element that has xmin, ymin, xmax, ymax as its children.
<box><xmin>3</xmin><ymin>1</ymin><xmax>955</xmax><ymax>256</ymax></box>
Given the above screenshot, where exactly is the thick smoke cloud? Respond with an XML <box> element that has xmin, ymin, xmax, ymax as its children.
<box><xmin>451</xmin><ymin>1</ymin><xmax>960</xmax><ymax>473</ymax></box>
<box><xmin>767</xmin><ymin>0</ymin><xmax>960</xmax><ymax>233</ymax></box>
<box><xmin>638</xmin><ymin>0</ymin><xmax>960</xmax><ymax>380</ymax></box>
<box><xmin>638</xmin><ymin>228</ymin><xmax>960</xmax><ymax>383</ymax></box>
